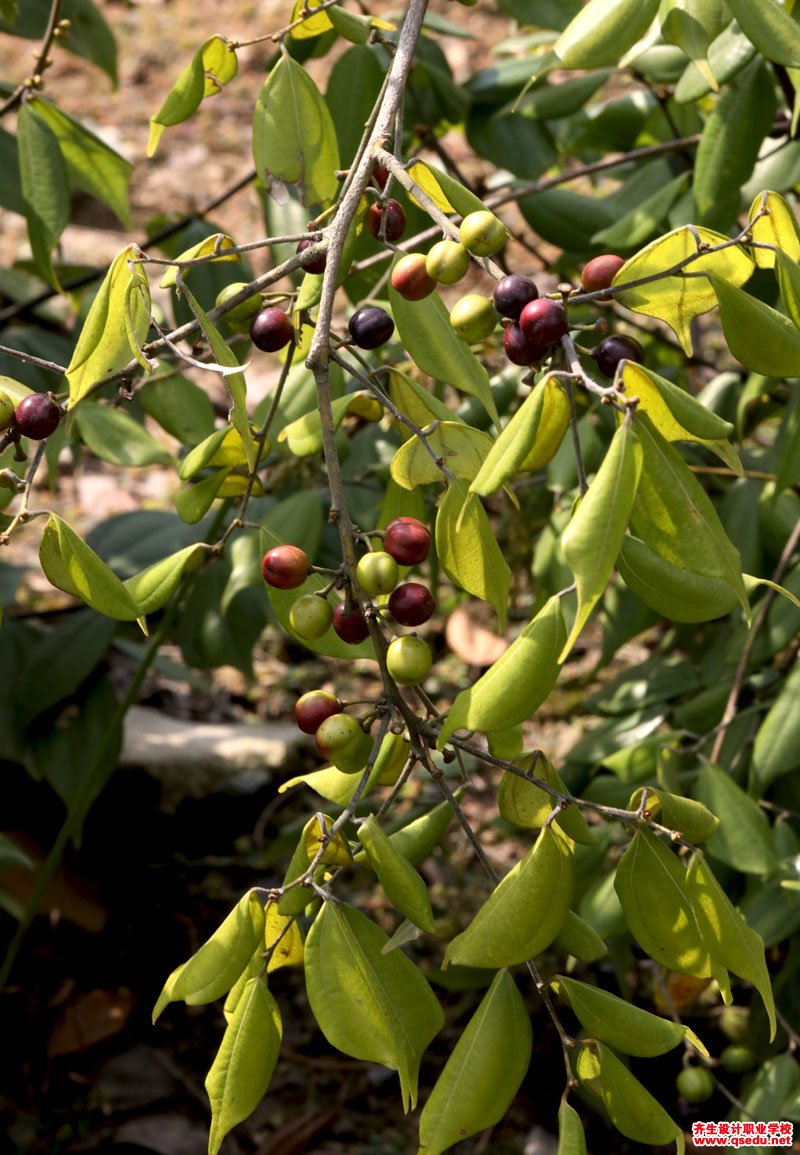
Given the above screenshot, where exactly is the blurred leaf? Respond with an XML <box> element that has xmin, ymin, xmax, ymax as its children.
<box><xmin>148</xmin><ymin>36</ymin><xmax>237</xmax><ymax>156</ymax></box>
<box><xmin>17</xmin><ymin>103</ymin><xmax>69</xmax><ymax>290</ymax></box>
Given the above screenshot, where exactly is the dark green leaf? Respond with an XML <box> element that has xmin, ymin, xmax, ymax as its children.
<box><xmin>17</xmin><ymin>103</ymin><xmax>69</xmax><ymax>289</ymax></box>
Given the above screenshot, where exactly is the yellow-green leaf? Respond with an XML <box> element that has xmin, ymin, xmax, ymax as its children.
<box><xmin>709</xmin><ymin>273</ymin><xmax>800</xmax><ymax>377</ymax></box>
<box><xmin>596</xmin><ymin>1043</ymin><xmax>685</xmax><ymax>1152</ymax></box>
<box><xmin>159</xmin><ymin>232</ymin><xmax>238</xmax><ymax>289</ymax></box>
<box><xmin>554</xmin><ymin>0</ymin><xmax>660</xmax><ymax>67</ymax></box>
<box><xmin>435</xmin><ymin>480</ymin><xmax>510</xmax><ymax>631</ymax></box>
<box><xmin>358</xmin><ymin>816</ymin><xmax>436</xmax><ymax>934</ymax></box>
<box><xmin>39</xmin><ymin>513</ymin><xmax>142</xmax><ymax>621</ymax></box>
<box><xmin>391</xmin><ymin>421</ymin><xmax>493</xmax><ymax>490</ymax></box>
<box><xmin>148</xmin><ymin>36</ymin><xmax>237</xmax><ymax>157</ymax></box>
<box><xmin>748</xmin><ymin>190</ymin><xmax>800</xmax><ymax>268</ymax></box>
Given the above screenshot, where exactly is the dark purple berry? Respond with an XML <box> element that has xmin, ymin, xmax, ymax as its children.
<box><xmin>388</xmin><ymin>582</ymin><xmax>435</xmax><ymax>626</ymax></box>
<box><xmin>250</xmin><ymin>307</ymin><xmax>293</xmax><ymax>353</ymax></box>
<box><xmin>296</xmin><ymin>238</ymin><xmax>327</xmax><ymax>275</ymax></box>
<box><xmin>503</xmin><ymin>323</ymin><xmax>548</xmax><ymax>367</ymax></box>
<box><xmin>332</xmin><ymin>601</ymin><xmax>370</xmax><ymax>644</ymax></box>
<box><xmin>493</xmin><ymin>275</ymin><xmax>539</xmax><ymax>320</ymax></box>
<box><xmin>519</xmin><ymin>299</ymin><xmax>568</xmax><ymax>348</ymax></box>
<box><xmin>348</xmin><ymin>306</ymin><xmax>395</xmax><ymax>350</ymax></box>
<box><xmin>593</xmin><ymin>334</ymin><xmax>645</xmax><ymax>379</ymax></box>
<box><xmin>14</xmin><ymin>394</ymin><xmax>61</xmax><ymax>440</ymax></box>
<box><xmin>367</xmin><ymin>199</ymin><xmax>406</xmax><ymax>243</ymax></box>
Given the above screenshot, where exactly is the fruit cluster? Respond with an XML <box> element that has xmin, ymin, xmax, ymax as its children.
<box><xmin>0</xmin><ymin>392</ymin><xmax>62</xmax><ymax>441</ymax></box>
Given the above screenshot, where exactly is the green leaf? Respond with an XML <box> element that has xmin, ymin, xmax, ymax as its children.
<box><xmin>554</xmin><ymin>911</ymin><xmax>607</xmax><ymax>964</ymax></box>
<box><xmin>497</xmin><ymin>753</ymin><xmax>597</xmax><ymax>845</ymax></box>
<box><xmin>443</xmin><ymin>826</ymin><xmax>573</xmax><ymax>969</ymax></box>
<box><xmin>659</xmin><ymin>0</ymin><xmax>731</xmax><ymax>90</ymax></box>
<box><xmin>0</xmin><ymin>0</ymin><xmax>117</xmax><ymax>82</ymax></box>
<box><xmin>405</xmin><ymin>158</ymin><xmax>487</xmax><ymax>218</ymax></box>
<box><xmin>417</xmin><ymin>971</ymin><xmax>532</xmax><ymax>1155</ymax></box>
<box><xmin>614</xmin><ymin>825</ymin><xmax>713</xmax><ymax>977</ymax></box>
<box><xmin>595</xmin><ymin>1043</ymin><xmax>685</xmax><ymax>1152</ymax></box>
<box><xmin>66</xmin><ymin>246</ymin><xmax>153</xmax><ymax>408</ymax></box>
<box><xmin>17</xmin><ymin>103</ymin><xmax>69</xmax><ymax>290</ymax></box>
<box><xmin>561</xmin><ymin>422</ymin><xmax>642</xmax><ymax>662</ymax></box>
<box><xmin>74</xmin><ymin>401</ymin><xmax>173</xmax><ymax>467</ymax></box>
<box><xmin>391</xmin><ymin>421</ymin><xmax>493</xmax><ymax>490</ymax></box>
<box><xmin>776</xmin><ymin>250</ymin><xmax>800</xmax><ymax>335</ymax></box>
<box><xmin>709</xmin><ymin>273</ymin><xmax>800</xmax><ymax>377</ymax></box>
<box><xmin>554</xmin><ymin>0</ymin><xmax>660</xmax><ymax>67</ymax></box>
<box><xmin>673</xmin><ymin>17</ymin><xmax>756</xmax><ymax>102</ymax></box>
<box><xmin>278</xmin><ymin>392</ymin><xmax>382</xmax><ymax>458</ymax></box>
<box><xmin>124</xmin><ymin>544</ymin><xmax>209</xmax><ymax>615</ymax></box>
<box><xmin>628</xmin><ymin>786</ymin><xmax>719</xmax><ymax>843</ymax></box>
<box><xmin>614</xmin><ymin>225</ymin><xmax>754</xmax><ymax>354</ymax></box>
<box><xmin>751</xmin><ymin>660</ymin><xmax>800</xmax><ymax>793</ymax></box>
<box><xmin>253</xmin><ymin>55</ymin><xmax>340</xmax><ymax>207</ymax></box>
<box><xmin>630</xmin><ymin>416</ymin><xmax>749</xmax><ymax>618</ymax></box>
<box><xmin>175</xmin><ymin>468</ymin><xmax>233</xmax><ymax>525</ymax></box>
<box><xmin>158</xmin><ymin>232</ymin><xmax>239</xmax><ymax>290</ymax></box>
<box><xmin>148</xmin><ymin>36</ymin><xmax>238</xmax><ymax>157</ymax></box>
<box><xmin>557</xmin><ymin>1100</ymin><xmax>587</xmax><ymax>1155</ymax></box>
<box><xmin>206</xmin><ymin>978</ymin><xmax>282</xmax><ymax>1155</ymax></box>
<box><xmin>686</xmin><ymin>851</ymin><xmax>776</xmax><ymax>1039</ymax></box>
<box><xmin>725</xmin><ymin>0</ymin><xmax>800</xmax><ymax>66</ymax></box>
<box><xmin>554</xmin><ymin>975</ymin><xmax>707</xmax><ymax>1057</ymax></box>
<box><xmin>325</xmin><ymin>44</ymin><xmax>385</xmax><ymax>169</ymax></box>
<box><xmin>470</xmin><ymin>376</ymin><xmax>569</xmax><ymax>496</ymax></box>
<box><xmin>695</xmin><ymin>761</ymin><xmax>778</xmax><ymax>875</ymax></box>
<box><xmin>435</xmin><ymin>480</ymin><xmax>510</xmax><ymax>631</ymax></box>
<box><xmin>389</xmin><ymin>285</ymin><xmax>499</xmax><ymax>426</ymax></box>
<box><xmin>438</xmin><ymin>595</ymin><xmax>566</xmax><ymax>747</ymax></box>
<box><xmin>617</xmin><ymin>533</ymin><xmax>740</xmax><ymax>622</ymax></box>
<box><xmin>693</xmin><ymin>61</ymin><xmax>777</xmax><ymax>231</ymax></box>
<box><xmin>39</xmin><ymin>513</ymin><xmax>143</xmax><ymax>621</ymax></box>
<box><xmin>305</xmin><ymin>902</ymin><xmax>443</xmax><ymax>1111</ymax></box>
<box><xmin>179</xmin><ymin>283</ymin><xmax>256</xmax><ymax>471</ymax></box>
<box><xmin>29</xmin><ymin>97</ymin><xmax>132</xmax><ymax>228</ymax></box>
<box><xmin>358</xmin><ymin>816</ymin><xmax>436</xmax><ymax>934</ymax></box>
<box><xmin>153</xmin><ymin>890</ymin><xmax>266</xmax><ymax>1022</ymax></box>
<box><xmin>592</xmin><ymin>171</ymin><xmax>691</xmax><ymax>249</ymax></box>
<box><xmin>748</xmin><ymin>190</ymin><xmax>800</xmax><ymax>268</ymax></box>
<box><xmin>385</xmin><ymin>796</ymin><xmax>459</xmax><ymax>868</ymax></box>
<box><xmin>138</xmin><ymin>372</ymin><xmax>216</xmax><ymax>445</ymax></box>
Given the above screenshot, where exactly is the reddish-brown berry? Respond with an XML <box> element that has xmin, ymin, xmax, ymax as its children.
<box><xmin>14</xmin><ymin>393</ymin><xmax>61</xmax><ymax>440</ymax></box>
<box><xmin>390</xmin><ymin>253</ymin><xmax>436</xmax><ymax>301</ymax></box>
<box><xmin>294</xmin><ymin>690</ymin><xmax>342</xmax><ymax>734</ymax></box>
<box><xmin>367</xmin><ymin>199</ymin><xmax>406</xmax><ymax>243</ymax></box>
<box><xmin>503</xmin><ymin>323</ymin><xmax>548</xmax><ymax>367</ymax></box>
<box><xmin>388</xmin><ymin>582</ymin><xmax>435</xmax><ymax>626</ymax></box>
<box><xmin>250</xmin><ymin>307</ymin><xmax>293</xmax><ymax>352</ymax></box>
<box><xmin>580</xmin><ymin>253</ymin><xmax>625</xmax><ymax>298</ymax></box>
<box><xmin>261</xmin><ymin>545</ymin><xmax>309</xmax><ymax>589</ymax></box>
<box><xmin>332</xmin><ymin>601</ymin><xmax>370</xmax><ymax>644</ymax></box>
<box><xmin>518</xmin><ymin>298</ymin><xmax>568</xmax><ymax>348</ymax></box>
<box><xmin>383</xmin><ymin>517</ymin><xmax>431</xmax><ymax>566</ymax></box>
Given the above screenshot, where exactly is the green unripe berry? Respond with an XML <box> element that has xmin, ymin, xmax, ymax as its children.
<box><xmin>356</xmin><ymin>551</ymin><xmax>400</xmax><ymax>596</ymax></box>
<box><xmin>426</xmin><ymin>239</ymin><xmax>470</xmax><ymax>285</ymax></box>
<box><xmin>289</xmin><ymin>593</ymin><xmax>333</xmax><ymax>639</ymax></box>
<box><xmin>449</xmin><ymin>294</ymin><xmax>497</xmax><ymax>343</ymax></box>
<box><xmin>386</xmin><ymin>636</ymin><xmax>432</xmax><ymax>686</ymax></box>
<box><xmin>676</xmin><ymin>1067</ymin><xmax>714</xmax><ymax>1104</ymax></box>
<box><xmin>459</xmin><ymin>210</ymin><xmax>507</xmax><ymax>257</ymax></box>
<box><xmin>215</xmin><ymin>282</ymin><xmax>263</xmax><ymax>332</ymax></box>
<box><xmin>719</xmin><ymin>1045</ymin><xmax>757</xmax><ymax>1074</ymax></box>
<box><xmin>0</xmin><ymin>391</ymin><xmax>15</xmax><ymax>431</ymax></box>
<box><xmin>315</xmin><ymin>713</ymin><xmax>372</xmax><ymax>774</ymax></box>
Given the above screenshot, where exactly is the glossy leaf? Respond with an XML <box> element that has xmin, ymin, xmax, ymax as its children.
<box><xmin>66</xmin><ymin>246</ymin><xmax>152</xmax><ymax>407</ymax></box>
<box><xmin>554</xmin><ymin>911</ymin><xmax>607</xmax><ymax>963</ymax></box>
<box><xmin>75</xmin><ymin>401</ymin><xmax>173</xmax><ymax>467</ymax></box>
<box><xmin>358</xmin><ymin>817</ymin><xmax>436</xmax><ymax>934</ymax></box>
<box><xmin>619</xmin><ymin>362</ymin><xmax>740</xmax><ymax>473</ymax></box>
<box><xmin>748</xmin><ymin>190</ymin><xmax>800</xmax><ymax>268</ymax></box>
<box><xmin>686</xmin><ymin>851</ymin><xmax>776</xmax><ymax>1039</ymax></box>
<box><xmin>391</xmin><ymin>422</ymin><xmax>493</xmax><ymax>489</ymax></box>
<box><xmin>386</xmin><ymin>796</ymin><xmax>459</xmax><ymax>868</ymax></box>
<box><xmin>614</xmin><ymin>825</ymin><xmax>713</xmax><ymax>977</ymax></box>
<box><xmin>39</xmin><ymin>513</ymin><xmax>143</xmax><ymax>622</ymax></box>
<box><xmin>617</xmin><ymin>533</ymin><xmax>740</xmax><ymax>622</ymax></box>
<box><xmin>470</xmin><ymin>376</ymin><xmax>568</xmax><ymax>496</ymax></box>
<box><xmin>554</xmin><ymin>0</ymin><xmax>660</xmax><ymax>68</ymax></box>
<box><xmin>553</xmin><ymin>974</ymin><xmax>707</xmax><ymax>1057</ymax></box>
<box><xmin>628</xmin><ymin>786</ymin><xmax>719</xmax><ymax>843</ymax></box>
<box><xmin>17</xmin><ymin>103</ymin><xmax>69</xmax><ymax>289</ymax></box>
<box><xmin>405</xmin><ymin>159</ymin><xmax>486</xmax><ymax>218</ymax></box>
<box><xmin>253</xmin><ymin>55</ymin><xmax>340</xmax><ymax>207</ymax></box>
<box><xmin>388</xmin><ymin>285</ymin><xmax>499</xmax><ymax>426</ymax></box>
<box><xmin>725</xmin><ymin>0</ymin><xmax>800</xmax><ymax>66</ymax></box>
<box><xmin>417</xmin><ymin>970</ymin><xmax>532</xmax><ymax>1155</ymax></box>
<box><xmin>613</xmin><ymin>225</ymin><xmax>754</xmax><ymax>353</ymax></box>
<box><xmin>709</xmin><ymin>274</ymin><xmax>800</xmax><ymax>377</ymax></box>
<box><xmin>695</xmin><ymin>761</ymin><xmax>778</xmax><ymax>875</ymax></box>
<box><xmin>561</xmin><ymin>422</ymin><xmax>642</xmax><ymax>661</ymax></box>
<box><xmin>206</xmin><ymin>978</ymin><xmax>281</xmax><ymax>1155</ymax></box>
<box><xmin>557</xmin><ymin>1100</ymin><xmax>587</xmax><ymax>1155</ymax></box>
<box><xmin>438</xmin><ymin>595</ymin><xmax>565</xmax><ymax>747</ymax></box>
<box><xmin>659</xmin><ymin>0</ymin><xmax>730</xmax><ymax>90</ymax></box>
<box><xmin>497</xmin><ymin>753</ymin><xmax>596</xmax><ymax>845</ymax></box>
<box><xmin>305</xmin><ymin>902</ymin><xmax>443</xmax><ymax>1111</ymax></box>
<box><xmin>435</xmin><ymin>480</ymin><xmax>510</xmax><ymax>631</ymax></box>
<box><xmin>596</xmin><ymin>1043</ymin><xmax>685</xmax><ymax>1152</ymax></box>
<box><xmin>751</xmin><ymin>660</ymin><xmax>800</xmax><ymax>793</ymax></box>
<box><xmin>153</xmin><ymin>890</ymin><xmax>267</xmax><ymax>1021</ymax></box>
<box><xmin>148</xmin><ymin>36</ymin><xmax>238</xmax><ymax>156</ymax></box>
<box><xmin>123</xmin><ymin>544</ymin><xmax>208</xmax><ymax>615</ymax></box>
<box><xmin>443</xmin><ymin>826</ymin><xmax>573</xmax><ymax>968</ymax></box>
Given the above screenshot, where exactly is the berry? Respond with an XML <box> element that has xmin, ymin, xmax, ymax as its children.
<box><xmin>296</xmin><ymin>238</ymin><xmax>327</xmax><ymax>275</ymax></box>
<box><xmin>459</xmin><ymin>210</ymin><xmax>507</xmax><ymax>257</ymax></box>
<box><xmin>493</xmin><ymin>275</ymin><xmax>539</xmax><ymax>320</ymax></box>
<box><xmin>14</xmin><ymin>393</ymin><xmax>61</xmax><ymax>440</ymax></box>
<box><xmin>348</xmin><ymin>306</ymin><xmax>395</xmax><ymax>350</ymax></box>
<box><xmin>289</xmin><ymin>593</ymin><xmax>333</xmax><ymax>639</ymax></box>
<box><xmin>580</xmin><ymin>253</ymin><xmax>625</xmax><ymax>298</ymax></box>
<box><xmin>295</xmin><ymin>689</ymin><xmax>342</xmax><ymax>734</ymax></box>
<box><xmin>426</xmin><ymin>239</ymin><xmax>470</xmax><ymax>285</ymax></box>
<box><xmin>388</xmin><ymin>582</ymin><xmax>435</xmax><ymax>626</ymax></box>
<box><xmin>367</xmin><ymin>199</ymin><xmax>406</xmax><ymax>243</ymax></box>
<box><xmin>676</xmin><ymin>1067</ymin><xmax>714</xmax><ymax>1104</ymax></box>
<box><xmin>315</xmin><ymin>712</ymin><xmax>372</xmax><ymax>774</ymax></box>
<box><xmin>372</xmin><ymin>163</ymin><xmax>389</xmax><ymax>190</ymax></box>
<box><xmin>250</xmin><ymin>307</ymin><xmax>293</xmax><ymax>353</ymax></box>
<box><xmin>518</xmin><ymin>298</ymin><xmax>568</xmax><ymax>349</ymax></box>
<box><xmin>593</xmin><ymin>334</ymin><xmax>645</xmax><ymax>379</ymax></box>
<box><xmin>386</xmin><ymin>636</ymin><xmax>433</xmax><ymax>685</ymax></box>
<box><xmin>719</xmin><ymin>1045</ymin><xmax>757</xmax><ymax>1074</ymax></box>
<box><xmin>390</xmin><ymin>253</ymin><xmax>436</xmax><ymax>301</ymax></box>
<box><xmin>383</xmin><ymin>517</ymin><xmax>431</xmax><ymax>566</ymax></box>
<box><xmin>503</xmin><ymin>322</ymin><xmax>548</xmax><ymax>367</ymax></box>
<box><xmin>261</xmin><ymin>545</ymin><xmax>309</xmax><ymax>589</ymax></box>
<box><xmin>449</xmin><ymin>294</ymin><xmax>497</xmax><ymax>344</ymax></box>
<box><xmin>356</xmin><ymin>551</ymin><xmax>400</xmax><ymax>596</ymax></box>
<box><xmin>215</xmin><ymin>282</ymin><xmax>262</xmax><ymax>330</ymax></box>
<box><xmin>332</xmin><ymin>601</ymin><xmax>370</xmax><ymax>644</ymax></box>
<box><xmin>0</xmin><ymin>391</ymin><xmax>15</xmax><ymax>432</ymax></box>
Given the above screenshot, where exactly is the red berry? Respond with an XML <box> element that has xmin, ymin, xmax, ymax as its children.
<box><xmin>388</xmin><ymin>582</ymin><xmax>435</xmax><ymax>626</ymax></box>
<box><xmin>373</xmin><ymin>163</ymin><xmax>390</xmax><ymax>190</ymax></box>
<box><xmin>580</xmin><ymin>254</ymin><xmax>625</xmax><ymax>298</ymax></box>
<box><xmin>261</xmin><ymin>545</ymin><xmax>309</xmax><ymax>589</ymax></box>
<box><xmin>493</xmin><ymin>275</ymin><xmax>538</xmax><ymax>320</ymax></box>
<box><xmin>14</xmin><ymin>393</ymin><xmax>61</xmax><ymax>440</ymax></box>
<box><xmin>593</xmin><ymin>334</ymin><xmax>644</xmax><ymax>379</ymax></box>
<box><xmin>519</xmin><ymin>299</ymin><xmax>568</xmax><ymax>348</ymax></box>
<box><xmin>348</xmin><ymin>306</ymin><xmax>395</xmax><ymax>350</ymax></box>
<box><xmin>250</xmin><ymin>307</ymin><xmax>293</xmax><ymax>352</ymax></box>
<box><xmin>390</xmin><ymin>253</ymin><xmax>436</xmax><ymax>301</ymax></box>
<box><xmin>332</xmin><ymin>601</ymin><xmax>370</xmax><ymax>644</ymax></box>
<box><xmin>383</xmin><ymin>517</ymin><xmax>431</xmax><ymax>566</ymax></box>
<box><xmin>367</xmin><ymin>199</ymin><xmax>406</xmax><ymax>243</ymax></box>
<box><xmin>296</xmin><ymin>238</ymin><xmax>327</xmax><ymax>275</ymax></box>
<box><xmin>294</xmin><ymin>690</ymin><xmax>342</xmax><ymax>734</ymax></box>
<box><xmin>503</xmin><ymin>322</ymin><xmax>548</xmax><ymax>367</ymax></box>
